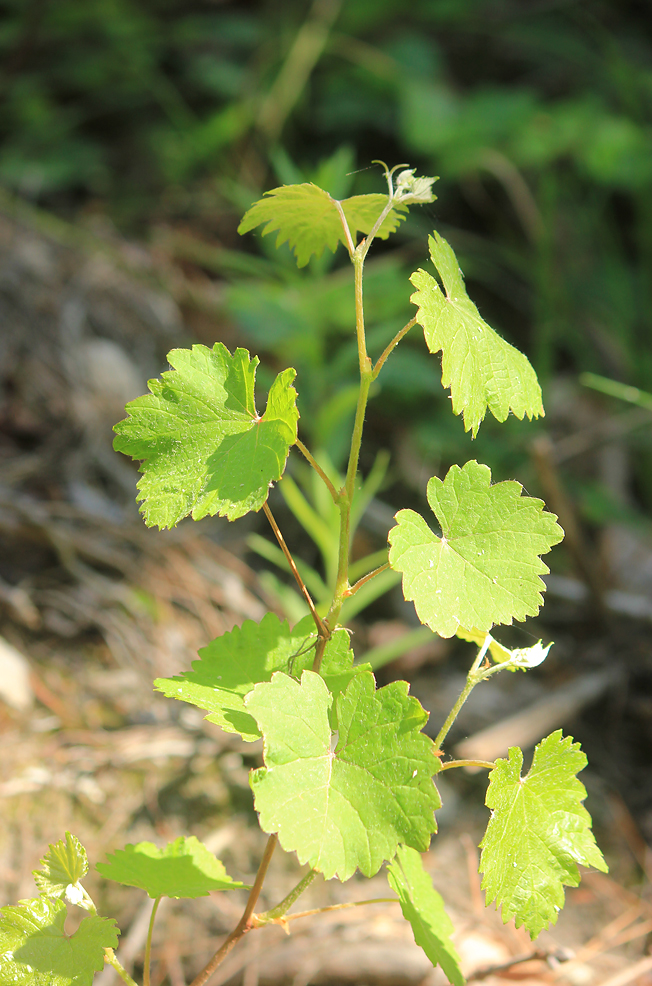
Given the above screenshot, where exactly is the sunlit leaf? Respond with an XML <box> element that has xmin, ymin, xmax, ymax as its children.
<box><xmin>411</xmin><ymin>233</ymin><xmax>543</xmax><ymax>436</ymax></box>
<box><xmin>389</xmin><ymin>460</ymin><xmax>563</xmax><ymax>637</ymax></box>
<box><xmin>0</xmin><ymin>896</ymin><xmax>118</xmax><ymax>986</ymax></box>
<box><xmin>246</xmin><ymin>670</ymin><xmax>440</xmax><ymax>880</ymax></box>
<box><xmin>155</xmin><ymin>614</ymin><xmax>366</xmax><ymax>741</ymax></box>
<box><xmin>387</xmin><ymin>846</ymin><xmax>464</xmax><ymax>986</ymax></box>
<box><xmin>113</xmin><ymin>343</ymin><xmax>298</xmax><ymax>527</ymax></box>
<box><xmin>238</xmin><ymin>183</ymin><xmax>408</xmax><ymax>266</ymax></box>
<box><xmin>480</xmin><ymin>730</ymin><xmax>608</xmax><ymax>938</ymax></box>
<box><xmin>96</xmin><ymin>836</ymin><xmax>247</xmax><ymax>899</ymax></box>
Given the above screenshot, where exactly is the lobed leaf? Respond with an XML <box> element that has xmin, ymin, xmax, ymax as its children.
<box><xmin>411</xmin><ymin>233</ymin><xmax>543</xmax><ymax>436</ymax></box>
<box><xmin>96</xmin><ymin>836</ymin><xmax>247</xmax><ymax>899</ymax></box>
<box><xmin>155</xmin><ymin>613</ymin><xmax>366</xmax><ymax>742</ymax></box>
<box><xmin>388</xmin><ymin>460</ymin><xmax>563</xmax><ymax>637</ymax></box>
<box><xmin>246</xmin><ymin>670</ymin><xmax>440</xmax><ymax>881</ymax></box>
<box><xmin>479</xmin><ymin>730</ymin><xmax>608</xmax><ymax>938</ymax></box>
<box><xmin>113</xmin><ymin>343</ymin><xmax>298</xmax><ymax>528</ymax></box>
<box><xmin>387</xmin><ymin>845</ymin><xmax>464</xmax><ymax>986</ymax></box>
<box><xmin>0</xmin><ymin>896</ymin><xmax>118</xmax><ymax>986</ymax></box>
<box><xmin>33</xmin><ymin>832</ymin><xmax>88</xmax><ymax>900</ymax></box>
<box><xmin>238</xmin><ymin>183</ymin><xmax>407</xmax><ymax>267</ymax></box>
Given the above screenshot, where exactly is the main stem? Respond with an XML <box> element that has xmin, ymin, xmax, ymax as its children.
<box><xmin>188</xmin><ymin>834</ymin><xmax>278</xmax><ymax>986</ymax></box>
<box><xmin>325</xmin><ymin>250</ymin><xmax>372</xmax><ymax>632</ymax></box>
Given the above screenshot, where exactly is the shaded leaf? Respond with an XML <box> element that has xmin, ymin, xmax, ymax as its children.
<box><xmin>387</xmin><ymin>846</ymin><xmax>464</xmax><ymax>986</ymax></box>
<box><xmin>155</xmin><ymin>613</ymin><xmax>366</xmax><ymax>741</ymax></box>
<box><xmin>411</xmin><ymin>233</ymin><xmax>543</xmax><ymax>436</ymax></box>
<box><xmin>113</xmin><ymin>343</ymin><xmax>298</xmax><ymax>528</ymax></box>
<box><xmin>388</xmin><ymin>460</ymin><xmax>563</xmax><ymax>637</ymax></box>
<box><xmin>246</xmin><ymin>670</ymin><xmax>440</xmax><ymax>881</ymax></box>
<box><xmin>480</xmin><ymin>730</ymin><xmax>608</xmax><ymax>938</ymax></box>
<box><xmin>96</xmin><ymin>836</ymin><xmax>247</xmax><ymax>899</ymax></box>
<box><xmin>238</xmin><ymin>183</ymin><xmax>407</xmax><ymax>266</ymax></box>
<box><xmin>0</xmin><ymin>896</ymin><xmax>118</xmax><ymax>986</ymax></box>
<box><xmin>33</xmin><ymin>832</ymin><xmax>88</xmax><ymax>901</ymax></box>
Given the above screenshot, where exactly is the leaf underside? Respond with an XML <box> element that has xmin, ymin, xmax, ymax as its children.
<box><xmin>246</xmin><ymin>670</ymin><xmax>440</xmax><ymax>881</ymax></box>
<box><xmin>388</xmin><ymin>459</ymin><xmax>564</xmax><ymax>637</ymax></box>
<box><xmin>155</xmin><ymin>613</ymin><xmax>367</xmax><ymax>742</ymax></box>
<box><xmin>387</xmin><ymin>845</ymin><xmax>464</xmax><ymax>986</ymax></box>
<box><xmin>96</xmin><ymin>836</ymin><xmax>247</xmax><ymax>899</ymax></box>
<box><xmin>0</xmin><ymin>896</ymin><xmax>118</xmax><ymax>986</ymax></box>
<box><xmin>411</xmin><ymin>233</ymin><xmax>543</xmax><ymax>436</ymax></box>
<box><xmin>113</xmin><ymin>343</ymin><xmax>299</xmax><ymax>528</ymax></box>
<box><xmin>238</xmin><ymin>183</ymin><xmax>408</xmax><ymax>266</ymax></box>
<box><xmin>479</xmin><ymin>730</ymin><xmax>608</xmax><ymax>938</ymax></box>
<box><xmin>33</xmin><ymin>832</ymin><xmax>88</xmax><ymax>899</ymax></box>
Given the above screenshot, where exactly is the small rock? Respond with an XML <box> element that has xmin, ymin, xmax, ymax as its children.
<box><xmin>0</xmin><ymin>636</ymin><xmax>33</xmax><ymax>711</ymax></box>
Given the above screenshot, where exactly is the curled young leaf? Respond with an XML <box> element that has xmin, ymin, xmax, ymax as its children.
<box><xmin>33</xmin><ymin>833</ymin><xmax>88</xmax><ymax>902</ymax></box>
<box><xmin>394</xmin><ymin>169</ymin><xmax>438</xmax><ymax>205</ymax></box>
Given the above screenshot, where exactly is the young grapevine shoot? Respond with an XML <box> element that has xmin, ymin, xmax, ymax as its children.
<box><xmin>0</xmin><ymin>165</ymin><xmax>606</xmax><ymax>986</ymax></box>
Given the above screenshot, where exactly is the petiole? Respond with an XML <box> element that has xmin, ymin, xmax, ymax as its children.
<box><xmin>296</xmin><ymin>438</ymin><xmax>340</xmax><ymax>504</ymax></box>
<box><xmin>346</xmin><ymin>562</ymin><xmax>390</xmax><ymax>597</ymax></box>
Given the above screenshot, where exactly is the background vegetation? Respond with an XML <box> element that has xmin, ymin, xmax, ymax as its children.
<box><xmin>2</xmin><ymin>0</ymin><xmax>652</xmax><ymax>562</ymax></box>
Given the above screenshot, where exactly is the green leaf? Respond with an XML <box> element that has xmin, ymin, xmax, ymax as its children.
<box><xmin>96</xmin><ymin>836</ymin><xmax>247</xmax><ymax>899</ymax></box>
<box><xmin>33</xmin><ymin>832</ymin><xmax>88</xmax><ymax>900</ymax></box>
<box><xmin>479</xmin><ymin>730</ymin><xmax>608</xmax><ymax>939</ymax></box>
<box><xmin>387</xmin><ymin>846</ymin><xmax>464</xmax><ymax>986</ymax></box>
<box><xmin>411</xmin><ymin>233</ymin><xmax>543</xmax><ymax>436</ymax></box>
<box><xmin>0</xmin><ymin>896</ymin><xmax>118</xmax><ymax>986</ymax></box>
<box><xmin>113</xmin><ymin>343</ymin><xmax>298</xmax><ymax>528</ymax></box>
<box><xmin>246</xmin><ymin>670</ymin><xmax>440</xmax><ymax>881</ymax></box>
<box><xmin>155</xmin><ymin>614</ymin><xmax>365</xmax><ymax>742</ymax></box>
<box><xmin>238</xmin><ymin>184</ymin><xmax>407</xmax><ymax>267</ymax></box>
<box><xmin>388</xmin><ymin>460</ymin><xmax>563</xmax><ymax>637</ymax></box>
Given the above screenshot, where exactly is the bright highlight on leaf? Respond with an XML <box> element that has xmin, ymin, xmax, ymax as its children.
<box><xmin>96</xmin><ymin>836</ymin><xmax>247</xmax><ymax>899</ymax></box>
<box><xmin>0</xmin><ymin>896</ymin><xmax>118</xmax><ymax>986</ymax></box>
<box><xmin>246</xmin><ymin>670</ymin><xmax>440</xmax><ymax>881</ymax></box>
<box><xmin>33</xmin><ymin>832</ymin><xmax>88</xmax><ymax>901</ymax></box>
<box><xmin>113</xmin><ymin>343</ymin><xmax>298</xmax><ymax>528</ymax></box>
<box><xmin>388</xmin><ymin>460</ymin><xmax>563</xmax><ymax>637</ymax></box>
<box><xmin>238</xmin><ymin>183</ymin><xmax>408</xmax><ymax>266</ymax></box>
<box><xmin>155</xmin><ymin>613</ymin><xmax>366</xmax><ymax>742</ymax></box>
<box><xmin>387</xmin><ymin>846</ymin><xmax>464</xmax><ymax>986</ymax></box>
<box><xmin>479</xmin><ymin>730</ymin><xmax>608</xmax><ymax>939</ymax></box>
<box><xmin>411</xmin><ymin>233</ymin><xmax>543</xmax><ymax>436</ymax></box>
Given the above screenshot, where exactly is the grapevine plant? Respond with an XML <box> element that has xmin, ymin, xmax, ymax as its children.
<box><xmin>0</xmin><ymin>166</ymin><xmax>607</xmax><ymax>986</ymax></box>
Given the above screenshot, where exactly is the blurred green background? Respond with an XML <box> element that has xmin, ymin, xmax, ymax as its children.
<box><xmin>2</xmin><ymin>0</ymin><xmax>652</xmax><ymax>541</ymax></box>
